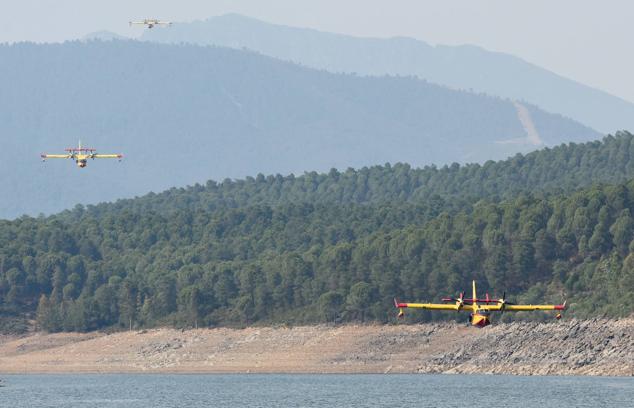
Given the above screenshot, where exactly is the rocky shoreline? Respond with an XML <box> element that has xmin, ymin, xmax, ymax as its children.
<box><xmin>0</xmin><ymin>318</ymin><xmax>631</xmax><ymax>376</ymax></box>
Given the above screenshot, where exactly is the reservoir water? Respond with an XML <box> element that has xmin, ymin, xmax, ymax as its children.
<box><xmin>1</xmin><ymin>374</ymin><xmax>632</xmax><ymax>407</ymax></box>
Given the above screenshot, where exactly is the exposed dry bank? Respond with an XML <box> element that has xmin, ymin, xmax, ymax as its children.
<box><xmin>0</xmin><ymin>319</ymin><xmax>632</xmax><ymax>376</ymax></box>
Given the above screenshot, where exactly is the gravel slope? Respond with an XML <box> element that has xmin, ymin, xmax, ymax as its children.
<box><xmin>0</xmin><ymin>319</ymin><xmax>631</xmax><ymax>376</ymax></box>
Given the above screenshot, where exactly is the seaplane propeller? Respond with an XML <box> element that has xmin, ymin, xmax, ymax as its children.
<box><xmin>555</xmin><ymin>299</ymin><xmax>567</xmax><ymax>320</ymax></box>
<box><xmin>497</xmin><ymin>291</ymin><xmax>516</xmax><ymax>314</ymax></box>
<box><xmin>440</xmin><ymin>291</ymin><xmax>466</xmax><ymax>311</ymax></box>
<box><xmin>394</xmin><ymin>298</ymin><xmax>405</xmax><ymax>319</ymax></box>
<box><xmin>455</xmin><ymin>291</ymin><xmax>465</xmax><ymax>311</ymax></box>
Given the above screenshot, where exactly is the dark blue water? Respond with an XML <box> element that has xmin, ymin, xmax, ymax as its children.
<box><xmin>1</xmin><ymin>374</ymin><xmax>632</xmax><ymax>407</ymax></box>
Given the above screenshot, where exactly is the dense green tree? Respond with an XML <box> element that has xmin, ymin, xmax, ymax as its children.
<box><xmin>345</xmin><ymin>282</ymin><xmax>374</xmax><ymax>321</ymax></box>
<box><xmin>610</xmin><ymin>210</ymin><xmax>634</xmax><ymax>255</ymax></box>
<box><xmin>36</xmin><ymin>294</ymin><xmax>59</xmax><ymax>332</ymax></box>
<box><xmin>318</xmin><ymin>291</ymin><xmax>344</xmax><ymax>322</ymax></box>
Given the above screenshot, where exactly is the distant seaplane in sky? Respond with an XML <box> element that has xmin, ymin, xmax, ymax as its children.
<box><xmin>395</xmin><ymin>281</ymin><xmax>566</xmax><ymax>327</ymax></box>
<box><xmin>129</xmin><ymin>19</ymin><xmax>172</xmax><ymax>29</ymax></box>
<box><xmin>41</xmin><ymin>141</ymin><xmax>123</xmax><ymax>168</ymax></box>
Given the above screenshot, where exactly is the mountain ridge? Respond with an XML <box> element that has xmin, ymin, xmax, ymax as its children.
<box><xmin>141</xmin><ymin>13</ymin><xmax>634</xmax><ymax>133</ymax></box>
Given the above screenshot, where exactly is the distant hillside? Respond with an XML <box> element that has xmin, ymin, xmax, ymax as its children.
<box><xmin>0</xmin><ymin>41</ymin><xmax>597</xmax><ymax>219</ymax></box>
<box><xmin>77</xmin><ymin>132</ymin><xmax>634</xmax><ymax>218</ymax></box>
<box><xmin>142</xmin><ymin>14</ymin><xmax>634</xmax><ymax>133</ymax></box>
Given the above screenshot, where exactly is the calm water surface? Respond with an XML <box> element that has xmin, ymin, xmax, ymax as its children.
<box><xmin>1</xmin><ymin>374</ymin><xmax>632</xmax><ymax>407</ymax></box>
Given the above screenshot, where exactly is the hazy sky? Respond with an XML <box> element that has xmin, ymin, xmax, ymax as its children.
<box><xmin>2</xmin><ymin>0</ymin><xmax>632</xmax><ymax>102</ymax></box>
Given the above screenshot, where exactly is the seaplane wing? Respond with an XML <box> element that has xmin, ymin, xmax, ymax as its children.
<box><xmin>41</xmin><ymin>154</ymin><xmax>71</xmax><ymax>159</ymax></box>
<box><xmin>479</xmin><ymin>303</ymin><xmax>566</xmax><ymax>312</ymax></box>
<box><xmin>92</xmin><ymin>154</ymin><xmax>123</xmax><ymax>159</ymax></box>
<box><xmin>394</xmin><ymin>300</ymin><xmax>473</xmax><ymax>312</ymax></box>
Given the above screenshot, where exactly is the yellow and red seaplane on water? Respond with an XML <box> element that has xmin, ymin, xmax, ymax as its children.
<box><xmin>395</xmin><ymin>281</ymin><xmax>566</xmax><ymax>327</ymax></box>
<box><xmin>41</xmin><ymin>141</ymin><xmax>123</xmax><ymax>168</ymax></box>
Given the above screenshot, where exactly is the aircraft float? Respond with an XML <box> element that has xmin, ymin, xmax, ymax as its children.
<box><xmin>41</xmin><ymin>141</ymin><xmax>123</xmax><ymax>168</ymax></box>
<box><xmin>395</xmin><ymin>280</ymin><xmax>565</xmax><ymax>327</ymax></box>
<box><xmin>129</xmin><ymin>19</ymin><xmax>172</xmax><ymax>29</ymax></box>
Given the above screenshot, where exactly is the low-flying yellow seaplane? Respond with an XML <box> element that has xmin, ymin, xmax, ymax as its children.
<box><xmin>395</xmin><ymin>281</ymin><xmax>565</xmax><ymax>327</ymax></box>
<box><xmin>41</xmin><ymin>141</ymin><xmax>123</xmax><ymax>168</ymax></box>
